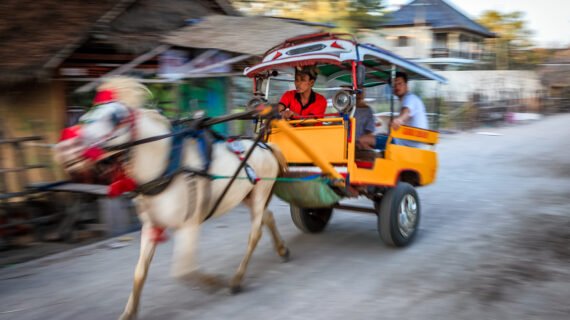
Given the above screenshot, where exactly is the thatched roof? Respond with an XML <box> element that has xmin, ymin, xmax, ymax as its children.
<box><xmin>103</xmin><ymin>0</ymin><xmax>238</xmax><ymax>53</ymax></box>
<box><xmin>0</xmin><ymin>0</ymin><xmax>237</xmax><ymax>84</ymax></box>
<box><xmin>163</xmin><ymin>15</ymin><xmax>321</xmax><ymax>56</ymax></box>
<box><xmin>0</xmin><ymin>0</ymin><xmax>119</xmax><ymax>83</ymax></box>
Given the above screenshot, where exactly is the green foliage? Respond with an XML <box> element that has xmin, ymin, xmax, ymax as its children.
<box><xmin>146</xmin><ymin>83</ymin><xmax>179</xmax><ymax>118</ymax></box>
<box><xmin>477</xmin><ymin>10</ymin><xmax>543</xmax><ymax>70</ymax></box>
<box><xmin>343</xmin><ymin>0</ymin><xmax>386</xmax><ymax>30</ymax></box>
<box><xmin>231</xmin><ymin>0</ymin><xmax>386</xmax><ymax>32</ymax></box>
<box><xmin>479</xmin><ymin>10</ymin><xmax>532</xmax><ymax>45</ymax></box>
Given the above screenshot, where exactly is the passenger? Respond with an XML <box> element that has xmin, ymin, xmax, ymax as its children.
<box><xmin>353</xmin><ymin>89</ymin><xmax>376</xmax><ymax>150</ymax></box>
<box><xmin>391</xmin><ymin>71</ymin><xmax>429</xmax><ymax>147</ymax></box>
<box><xmin>278</xmin><ymin>66</ymin><xmax>327</xmax><ymax>120</ymax></box>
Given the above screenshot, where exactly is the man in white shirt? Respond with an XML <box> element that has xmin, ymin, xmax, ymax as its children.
<box><xmin>391</xmin><ymin>71</ymin><xmax>428</xmax><ymax>147</ymax></box>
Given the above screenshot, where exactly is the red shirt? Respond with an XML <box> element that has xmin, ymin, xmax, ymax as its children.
<box><xmin>279</xmin><ymin>90</ymin><xmax>327</xmax><ymax>117</ymax></box>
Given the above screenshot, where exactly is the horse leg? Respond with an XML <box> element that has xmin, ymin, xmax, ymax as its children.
<box><xmin>263</xmin><ymin>209</ymin><xmax>290</xmax><ymax>261</ymax></box>
<box><xmin>229</xmin><ymin>202</ymin><xmax>265</xmax><ymax>294</ymax></box>
<box><xmin>172</xmin><ymin>175</ymin><xmax>208</xmax><ymax>279</ymax></box>
<box><xmin>171</xmin><ymin>221</ymin><xmax>228</xmax><ymax>290</ymax></box>
<box><xmin>171</xmin><ymin>221</ymin><xmax>200</xmax><ymax>279</ymax></box>
<box><xmin>120</xmin><ymin>224</ymin><xmax>157</xmax><ymax>320</ymax></box>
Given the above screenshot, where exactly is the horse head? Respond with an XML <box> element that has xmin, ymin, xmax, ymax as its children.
<box><xmin>54</xmin><ymin>77</ymin><xmax>152</xmax><ymax>181</ymax></box>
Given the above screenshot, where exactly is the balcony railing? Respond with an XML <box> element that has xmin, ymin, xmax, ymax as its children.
<box><xmin>431</xmin><ymin>48</ymin><xmax>484</xmax><ymax>60</ymax></box>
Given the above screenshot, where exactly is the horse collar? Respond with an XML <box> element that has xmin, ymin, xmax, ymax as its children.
<box><xmin>132</xmin><ymin>127</ymin><xmax>215</xmax><ymax>196</ymax></box>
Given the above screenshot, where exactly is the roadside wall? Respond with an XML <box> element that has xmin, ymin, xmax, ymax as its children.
<box><xmin>414</xmin><ymin>70</ymin><xmax>543</xmax><ymax>110</ymax></box>
<box><xmin>0</xmin><ymin>81</ymin><xmax>66</xmax><ymax>192</ymax></box>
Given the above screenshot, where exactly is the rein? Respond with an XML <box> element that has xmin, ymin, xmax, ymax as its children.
<box><xmin>90</xmin><ymin>105</ymin><xmax>279</xmax><ymax>221</ymax></box>
<box><xmin>104</xmin><ymin>106</ymin><xmax>276</xmax><ymax>196</ymax></box>
<box><xmin>105</xmin><ymin>130</ymin><xmax>187</xmax><ymax>152</ymax></box>
<box><xmin>104</xmin><ymin>108</ymin><xmax>263</xmax><ymax>152</ymax></box>
<box><xmin>202</xmin><ymin>119</ymin><xmax>272</xmax><ymax>222</ymax></box>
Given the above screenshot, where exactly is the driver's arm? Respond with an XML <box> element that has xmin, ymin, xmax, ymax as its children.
<box><xmin>278</xmin><ymin>102</ymin><xmax>297</xmax><ymax>120</ymax></box>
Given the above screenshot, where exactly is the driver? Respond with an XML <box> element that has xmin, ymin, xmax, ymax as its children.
<box><xmin>278</xmin><ymin>65</ymin><xmax>327</xmax><ymax>120</ymax></box>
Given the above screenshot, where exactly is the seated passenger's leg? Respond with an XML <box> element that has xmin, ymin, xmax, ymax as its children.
<box><xmin>375</xmin><ymin>134</ymin><xmax>389</xmax><ymax>150</ymax></box>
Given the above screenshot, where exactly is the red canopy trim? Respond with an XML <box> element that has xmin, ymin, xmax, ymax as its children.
<box><xmin>245</xmin><ymin>57</ymin><xmax>343</xmax><ymax>77</ymax></box>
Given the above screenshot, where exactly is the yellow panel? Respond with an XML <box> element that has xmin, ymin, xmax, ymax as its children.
<box><xmin>268</xmin><ymin>122</ymin><xmax>348</xmax><ymax>164</ymax></box>
<box><xmin>391</xmin><ymin>126</ymin><xmax>439</xmax><ymax>145</ymax></box>
<box><xmin>349</xmin><ymin>159</ymin><xmax>400</xmax><ymax>186</ymax></box>
<box><xmin>268</xmin><ymin>117</ymin><xmax>439</xmax><ymax>188</ymax></box>
<box><xmin>349</xmin><ymin>145</ymin><xmax>438</xmax><ymax>186</ymax></box>
<box><xmin>286</xmin><ymin>117</ymin><xmax>344</xmax><ymax>126</ymax></box>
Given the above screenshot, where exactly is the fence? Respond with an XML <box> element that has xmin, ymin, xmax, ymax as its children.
<box><xmin>0</xmin><ymin>120</ymin><xmax>138</xmax><ymax>250</ymax></box>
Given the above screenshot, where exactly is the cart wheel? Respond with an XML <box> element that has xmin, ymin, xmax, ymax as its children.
<box><xmin>290</xmin><ymin>205</ymin><xmax>333</xmax><ymax>233</ymax></box>
<box><xmin>376</xmin><ymin>182</ymin><xmax>420</xmax><ymax>247</ymax></box>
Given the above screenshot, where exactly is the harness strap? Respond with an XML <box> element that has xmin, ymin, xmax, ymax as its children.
<box><xmin>197</xmin><ymin>129</ymin><xmax>216</xmax><ymax>172</ymax></box>
<box><xmin>135</xmin><ymin>124</ymin><xmax>217</xmax><ymax>196</ymax></box>
<box><xmin>202</xmin><ymin>123</ymin><xmax>269</xmax><ymax>222</ymax></box>
<box><xmin>136</xmin><ymin>167</ymin><xmax>211</xmax><ymax>196</ymax></box>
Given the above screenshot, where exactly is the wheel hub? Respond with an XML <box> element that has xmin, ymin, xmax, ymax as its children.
<box><xmin>398</xmin><ymin>194</ymin><xmax>417</xmax><ymax>238</ymax></box>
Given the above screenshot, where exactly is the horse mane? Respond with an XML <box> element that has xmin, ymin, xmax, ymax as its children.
<box><xmin>141</xmin><ymin>109</ymin><xmax>171</xmax><ymax>128</ymax></box>
<box><xmin>97</xmin><ymin>76</ymin><xmax>152</xmax><ymax>109</ymax></box>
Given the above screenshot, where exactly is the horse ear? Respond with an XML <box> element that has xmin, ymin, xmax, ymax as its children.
<box><xmin>98</xmin><ymin>76</ymin><xmax>150</xmax><ymax>109</ymax></box>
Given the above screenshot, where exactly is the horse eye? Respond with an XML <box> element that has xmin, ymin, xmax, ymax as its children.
<box><xmin>111</xmin><ymin>113</ymin><xmax>122</xmax><ymax>126</ymax></box>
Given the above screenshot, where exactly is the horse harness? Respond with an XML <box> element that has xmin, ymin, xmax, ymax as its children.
<box><xmin>104</xmin><ymin>113</ymin><xmax>272</xmax><ymax>223</ymax></box>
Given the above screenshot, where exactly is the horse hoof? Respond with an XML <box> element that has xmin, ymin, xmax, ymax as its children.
<box><xmin>119</xmin><ymin>312</ymin><xmax>136</xmax><ymax>320</ymax></box>
<box><xmin>230</xmin><ymin>284</ymin><xmax>242</xmax><ymax>294</ymax></box>
<box><xmin>280</xmin><ymin>248</ymin><xmax>290</xmax><ymax>262</ymax></box>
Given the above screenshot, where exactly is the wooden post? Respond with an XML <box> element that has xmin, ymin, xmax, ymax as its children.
<box><xmin>0</xmin><ymin>119</ymin><xmax>6</xmax><ymax>194</ymax></box>
<box><xmin>12</xmin><ymin>140</ymin><xmax>28</xmax><ymax>191</ymax></box>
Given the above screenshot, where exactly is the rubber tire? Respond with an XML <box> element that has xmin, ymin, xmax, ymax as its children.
<box><xmin>377</xmin><ymin>182</ymin><xmax>420</xmax><ymax>247</ymax></box>
<box><xmin>290</xmin><ymin>205</ymin><xmax>333</xmax><ymax>233</ymax></box>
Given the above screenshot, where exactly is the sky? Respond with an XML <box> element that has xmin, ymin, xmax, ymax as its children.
<box><xmin>385</xmin><ymin>0</ymin><xmax>570</xmax><ymax>48</ymax></box>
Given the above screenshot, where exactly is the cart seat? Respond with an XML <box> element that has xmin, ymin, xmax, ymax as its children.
<box><xmin>354</xmin><ymin>148</ymin><xmax>384</xmax><ymax>169</ymax></box>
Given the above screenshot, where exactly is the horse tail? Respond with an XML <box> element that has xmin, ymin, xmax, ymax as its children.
<box><xmin>267</xmin><ymin>143</ymin><xmax>288</xmax><ymax>176</ymax></box>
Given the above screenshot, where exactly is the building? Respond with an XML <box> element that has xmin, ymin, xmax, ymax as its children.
<box><xmin>0</xmin><ymin>0</ymin><xmax>239</xmax><ymax>139</ymax></box>
<box><xmin>0</xmin><ymin>0</ymin><xmax>238</xmax><ymax>191</ymax></box>
<box><xmin>371</xmin><ymin>0</ymin><xmax>495</xmax><ymax>70</ymax></box>
<box><xmin>539</xmin><ymin>48</ymin><xmax>570</xmax><ymax>112</ymax></box>
<box><xmin>0</xmin><ymin>0</ymin><xmax>320</xmax><ymax>139</ymax></box>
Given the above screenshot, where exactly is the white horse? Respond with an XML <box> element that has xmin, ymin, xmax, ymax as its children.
<box><xmin>54</xmin><ymin>77</ymin><xmax>290</xmax><ymax>320</ymax></box>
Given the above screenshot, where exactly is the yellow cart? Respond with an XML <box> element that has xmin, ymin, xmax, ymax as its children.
<box><xmin>244</xmin><ymin>33</ymin><xmax>446</xmax><ymax>247</ymax></box>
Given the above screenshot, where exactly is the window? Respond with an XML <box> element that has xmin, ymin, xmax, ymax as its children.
<box><xmin>434</xmin><ymin>33</ymin><xmax>448</xmax><ymax>48</ymax></box>
<box><xmin>396</xmin><ymin>36</ymin><xmax>410</xmax><ymax>47</ymax></box>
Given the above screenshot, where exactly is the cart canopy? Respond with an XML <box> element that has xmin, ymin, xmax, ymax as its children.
<box><xmin>244</xmin><ymin>33</ymin><xmax>447</xmax><ymax>86</ymax></box>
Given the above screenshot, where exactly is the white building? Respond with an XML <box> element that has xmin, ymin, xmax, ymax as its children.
<box><xmin>364</xmin><ymin>0</ymin><xmax>495</xmax><ymax>70</ymax></box>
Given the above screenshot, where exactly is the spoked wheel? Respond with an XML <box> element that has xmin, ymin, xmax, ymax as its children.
<box><xmin>376</xmin><ymin>182</ymin><xmax>420</xmax><ymax>247</ymax></box>
<box><xmin>290</xmin><ymin>205</ymin><xmax>333</xmax><ymax>233</ymax></box>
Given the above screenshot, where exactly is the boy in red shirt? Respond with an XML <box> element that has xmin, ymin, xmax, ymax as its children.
<box><xmin>279</xmin><ymin>66</ymin><xmax>327</xmax><ymax>119</ymax></box>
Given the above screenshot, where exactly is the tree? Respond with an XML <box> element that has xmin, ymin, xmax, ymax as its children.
<box><xmin>478</xmin><ymin>10</ymin><xmax>534</xmax><ymax>69</ymax></box>
<box><xmin>231</xmin><ymin>0</ymin><xmax>385</xmax><ymax>32</ymax></box>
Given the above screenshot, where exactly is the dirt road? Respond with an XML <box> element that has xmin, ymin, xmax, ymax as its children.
<box><xmin>1</xmin><ymin>114</ymin><xmax>569</xmax><ymax>320</ymax></box>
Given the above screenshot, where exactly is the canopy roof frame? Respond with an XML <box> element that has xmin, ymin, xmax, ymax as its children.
<box><xmin>244</xmin><ymin>33</ymin><xmax>447</xmax><ymax>85</ymax></box>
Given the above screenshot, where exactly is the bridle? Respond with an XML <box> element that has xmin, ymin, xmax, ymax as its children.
<box><xmin>81</xmin><ymin>103</ymin><xmax>138</xmax><ymax>161</ymax></box>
